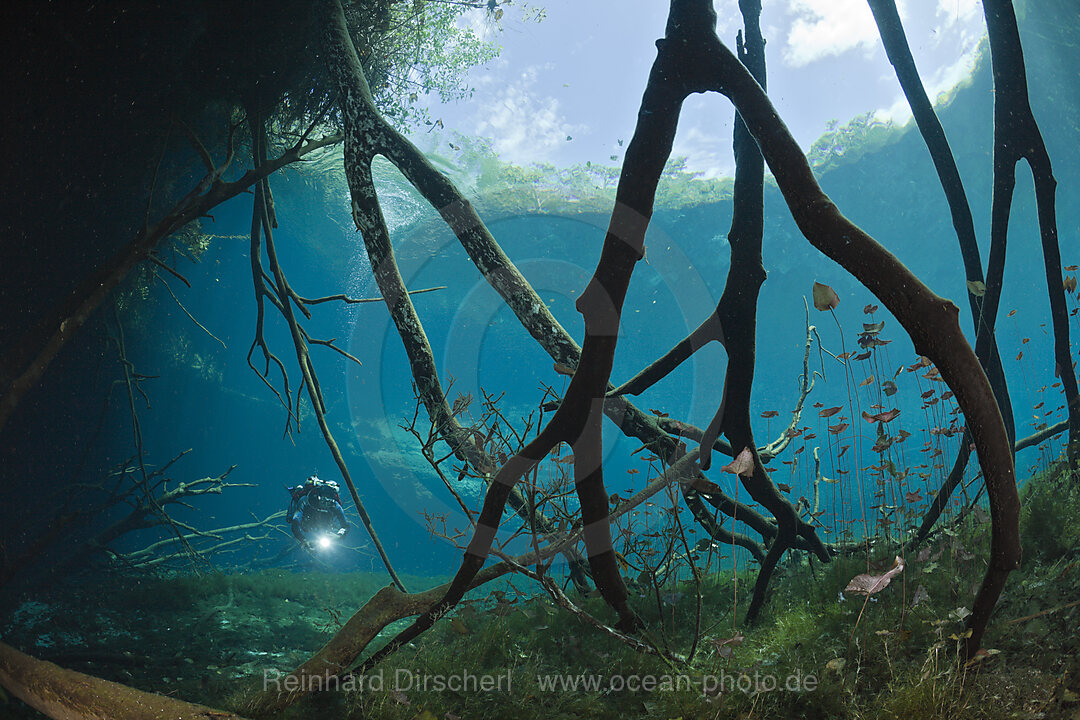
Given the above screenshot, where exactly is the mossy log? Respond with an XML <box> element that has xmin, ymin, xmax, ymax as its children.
<box><xmin>0</xmin><ymin>641</ymin><xmax>248</xmax><ymax>720</ymax></box>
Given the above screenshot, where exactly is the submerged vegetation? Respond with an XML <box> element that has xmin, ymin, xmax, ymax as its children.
<box><xmin>2</xmin><ymin>464</ymin><xmax>1076</xmax><ymax>719</ymax></box>
<box><xmin>1</xmin><ymin>0</ymin><xmax>1080</xmax><ymax>719</ymax></box>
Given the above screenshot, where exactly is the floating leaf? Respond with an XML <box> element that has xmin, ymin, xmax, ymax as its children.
<box><xmin>863</xmin><ymin>408</ymin><xmax>901</xmax><ymax>423</ymax></box>
<box><xmin>844</xmin><ymin>556</ymin><xmax>905</xmax><ymax>595</ymax></box>
<box><xmin>905</xmin><ymin>490</ymin><xmax>922</xmax><ymax>503</ymax></box>
<box><xmin>1065</xmin><ymin>275</ymin><xmax>1077</xmax><ymax>293</ymax></box>
<box><xmin>882</xmin><ymin>380</ymin><xmax>898</xmax><ymax>396</ymax></box>
<box><xmin>966</xmin><ymin>280</ymin><xmax>986</xmax><ymax>297</ymax></box>
<box><xmin>819</xmin><ymin>406</ymin><xmax>843</xmax><ymax>418</ymax></box>
<box><xmin>858</xmin><ymin>375</ymin><xmax>875</xmax><ymax>387</ymax></box>
<box><xmin>760</xmin><ymin>410</ymin><xmax>780</xmax><ymax>418</ymax></box>
<box><xmin>812</xmin><ymin>282</ymin><xmax>840</xmax><ymax>311</ymax></box>
<box><xmin>720</xmin><ymin>447</ymin><xmax>755</xmax><ymax>477</ymax></box>
<box><xmin>829</xmin><ymin>422</ymin><xmax>850</xmax><ymax>435</ymax></box>
<box><xmin>863</xmin><ymin>304</ymin><xmax>879</xmax><ymax>314</ymax></box>
<box><xmin>1007</xmin><ymin>309</ymin><xmax>1017</xmax><ymax>317</ymax></box>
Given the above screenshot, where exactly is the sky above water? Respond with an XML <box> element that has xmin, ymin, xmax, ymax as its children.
<box><xmin>417</xmin><ymin>0</ymin><xmax>986</xmax><ymax>178</ymax></box>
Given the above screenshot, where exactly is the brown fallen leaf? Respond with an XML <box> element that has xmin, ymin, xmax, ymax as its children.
<box><xmin>845</xmin><ymin>556</ymin><xmax>905</xmax><ymax>595</ymax></box>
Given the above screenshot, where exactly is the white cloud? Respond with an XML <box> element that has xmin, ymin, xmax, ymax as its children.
<box><xmin>473</xmin><ymin>65</ymin><xmax>586</xmax><ymax>164</ymax></box>
<box><xmin>783</xmin><ymin>0</ymin><xmax>890</xmax><ymax>66</ymax></box>
<box><xmin>669</xmin><ymin>125</ymin><xmax>733</xmax><ymax>180</ymax></box>
<box><xmin>936</xmin><ymin>0</ymin><xmax>981</xmax><ymax>26</ymax></box>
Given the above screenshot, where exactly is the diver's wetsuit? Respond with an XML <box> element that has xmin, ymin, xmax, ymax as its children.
<box><xmin>288</xmin><ymin>491</ymin><xmax>349</xmax><ymax>546</ymax></box>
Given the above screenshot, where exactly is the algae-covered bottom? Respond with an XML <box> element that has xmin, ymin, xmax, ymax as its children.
<box><xmin>2</xmin><ymin>468</ymin><xmax>1079</xmax><ymax>720</ymax></box>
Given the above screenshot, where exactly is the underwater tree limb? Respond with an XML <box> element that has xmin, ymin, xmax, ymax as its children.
<box><xmin>323</xmin><ymin>0</ymin><xmax>732</xmax><ymax>665</ymax></box>
<box><xmin>0</xmin><ymin>127</ymin><xmax>341</xmax><ymax>437</ymax></box>
<box><xmin>247</xmin><ymin>449</ymin><xmax>704</xmax><ymax>715</ymax></box>
<box><xmin>0</xmin><ymin>642</ymin><xmax>249</xmax><ymax>720</ymax></box>
<box><xmin>910</xmin><ymin>418</ymin><xmax>1071</xmax><ymax>549</ymax></box>
<box><xmin>316</xmin><ymin>0</ymin><xmax>772</xmax><ymax>563</ymax></box>
<box><xmin>868</xmin><ymin>0</ymin><xmax>1020</xmax><ymax>544</ymax></box>
<box><xmin>981</xmin><ymin>0</ymin><xmax>1080</xmax><ymax>463</ymax></box>
<box><xmin>328</xmin><ymin>0</ymin><xmax>803</xmax><ymax>594</ymax></box>
<box><xmin>867</xmin><ymin>0</ymin><xmax>1014</xmax><ymax>443</ymax></box>
<box><xmin>646</xmin><ymin>309</ymin><xmax>821</xmax><ymax>556</ymax></box>
<box><xmin>680</xmin><ymin>486</ymin><xmax>766</xmax><ymax>562</ymax></box>
<box><xmin>713</xmin><ymin>0</ymin><xmax>819</xmax><ymax>623</ymax></box>
<box><xmin>689</xmin><ymin>0</ymin><xmax>1019</xmax><ymax>657</ymax></box>
<box><xmin>248</xmin><ymin>115</ymin><xmax>407</xmax><ymax>593</ymax></box>
<box><xmin>1014</xmin><ymin>419</ymin><xmax>1069</xmax><ymax>453</ymax></box>
<box><xmin>609</xmin><ymin>312</ymin><xmax>725</xmax><ymax>397</ymax></box>
<box><xmin>908</xmin><ymin>431</ymin><xmax>973</xmax><ymax>550</ymax></box>
<box><xmin>295</xmin><ymin>285</ymin><xmax>446</xmax><ymax>305</ymax></box>
<box><xmin>300</xmin><ymin>2</ymin><xmax>593</xmax><ymax>595</ymax></box>
<box><xmin>121</xmin><ymin>511</ymin><xmax>286</xmax><ymax>566</ymax></box>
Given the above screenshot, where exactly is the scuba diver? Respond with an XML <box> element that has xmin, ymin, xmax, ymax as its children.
<box><xmin>286</xmin><ymin>475</ymin><xmax>350</xmax><ymax>551</ymax></box>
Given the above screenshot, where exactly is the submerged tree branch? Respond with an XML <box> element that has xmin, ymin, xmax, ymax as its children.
<box><xmin>247</xmin><ymin>114</ymin><xmax>407</xmax><ymax>592</ymax></box>
<box><xmin>690</xmin><ymin>0</ymin><xmax>1019</xmax><ymax>657</ymax></box>
<box><xmin>980</xmin><ymin>0</ymin><xmax>1080</xmax><ymax>464</ymax></box>
<box><xmin>0</xmin><ymin>128</ymin><xmax>341</xmax><ymax>436</ymax></box>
